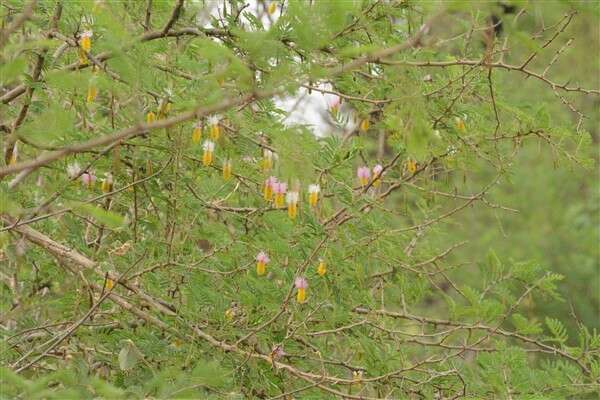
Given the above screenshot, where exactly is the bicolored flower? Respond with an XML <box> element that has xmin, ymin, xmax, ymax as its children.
<box><xmin>357</xmin><ymin>166</ymin><xmax>371</xmax><ymax>187</ymax></box>
<box><xmin>101</xmin><ymin>173</ymin><xmax>114</xmax><ymax>193</ymax></box>
<box><xmin>308</xmin><ymin>184</ymin><xmax>320</xmax><ymax>207</ymax></box>
<box><xmin>222</xmin><ymin>159</ymin><xmax>232</xmax><ymax>181</ymax></box>
<box><xmin>67</xmin><ymin>162</ymin><xmax>81</xmax><ymax>179</ymax></box>
<box><xmin>286</xmin><ymin>190</ymin><xmax>299</xmax><ymax>220</ymax></box>
<box><xmin>208</xmin><ymin>115</ymin><xmax>220</xmax><ymax>140</ymax></box>
<box><xmin>262</xmin><ymin>148</ymin><xmax>273</xmax><ymax>172</ymax></box>
<box><xmin>192</xmin><ymin>121</ymin><xmax>202</xmax><ymax>144</ymax></box>
<box><xmin>294</xmin><ymin>277</ymin><xmax>308</xmax><ymax>304</ymax></box>
<box><xmin>273</xmin><ymin>181</ymin><xmax>287</xmax><ymax>207</ymax></box>
<box><xmin>317</xmin><ymin>259</ymin><xmax>326</xmax><ymax>276</ymax></box>
<box><xmin>359</xmin><ymin>118</ymin><xmax>370</xmax><ymax>132</ymax></box>
<box><xmin>263</xmin><ymin>176</ymin><xmax>277</xmax><ymax>201</ymax></box>
<box><xmin>328</xmin><ymin>96</ymin><xmax>341</xmax><ymax>116</ymax></box>
<box><xmin>80</xmin><ymin>30</ymin><xmax>93</xmax><ymax>52</ymax></box>
<box><xmin>202</xmin><ymin>140</ymin><xmax>215</xmax><ymax>166</ymax></box>
<box><xmin>270</xmin><ymin>344</ymin><xmax>284</xmax><ymax>361</ymax></box>
<box><xmin>255</xmin><ymin>251</ymin><xmax>270</xmax><ymax>276</ymax></box>
<box><xmin>81</xmin><ymin>171</ymin><xmax>96</xmax><ymax>188</ymax></box>
<box><xmin>372</xmin><ymin>164</ymin><xmax>383</xmax><ymax>187</ymax></box>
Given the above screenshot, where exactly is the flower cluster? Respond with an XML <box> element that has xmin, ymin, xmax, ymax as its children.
<box><xmin>357</xmin><ymin>164</ymin><xmax>384</xmax><ymax>188</ymax></box>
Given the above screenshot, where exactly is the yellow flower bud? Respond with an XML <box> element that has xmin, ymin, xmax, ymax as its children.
<box><xmin>105</xmin><ymin>278</ymin><xmax>115</xmax><ymax>290</ymax></box>
<box><xmin>192</xmin><ymin>126</ymin><xmax>202</xmax><ymax>144</ymax></box>
<box><xmin>359</xmin><ymin>119</ymin><xmax>370</xmax><ymax>132</ymax></box>
<box><xmin>296</xmin><ymin>287</ymin><xmax>306</xmax><ymax>303</ymax></box>
<box><xmin>267</xmin><ymin>2</ymin><xmax>277</xmax><ymax>15</ymax></box>
<box><xmin>406</xmin><ymin>159</ymin><xmax>417</xmax><ymax>174</ymax></box>
<box><xmin>146</xmin><ymin>111</ymin><xmax>156</xmax><ymax>124</ymax></box>
<box><xmin>317</xmin><ymin>260</ymin><xmax>326</xmax><ymax>276</ymax></box>
<box><xmin>87</xmin><ymin>84</ymin><xmax>97</xmax><ymax>103</ymax></box>
<box><xmin>222</xmin><ymin>159</ymin><xmax>232</xmax><ymax>181</ymax></box>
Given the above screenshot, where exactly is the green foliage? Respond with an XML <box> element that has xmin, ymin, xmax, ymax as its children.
<box><xmin>1</xmin><ymin>0</ymin><xmax>598</xmax><ymax>399</ymax></box>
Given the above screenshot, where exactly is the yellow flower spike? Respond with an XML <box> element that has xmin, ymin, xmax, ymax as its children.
<box><xmin>207</xmin><ymin>115</ymin><xmax>220</xmax><ymax>140</ymax></box>
<box><xmin>146</xmin><ymin>111</ymin><xmax>156</xmax><ymax>124</ymax></box>
<box><xmin>359</xmin><ymin>119</ymin><xmax>370</xmax><ymax>132</ymax></box>
<box><xmin>157</xmin><ymin>100</ymin><xmax>171</xmax><ymax>119</ymax></box>
<box><xmin>78</xmin><ymin>31</ymin><xmax>92</xmax><ymax>65</ymax></box>
<box><xmin>86</xmin><ymin>84</ymin><xmax>97</xmax><ymax>103</ymax></box>
<box><xmin>105</xmin><ymin>278</ymin><xmax>115</xmax><ymax>290</ymax></box>
<box><xmin>372</xmin><ymin>164</ymin><xmax>383</xmax><ymax>187</ymax></box>
<box><xmin>267</xmin><ymin>2</ymin><xmax>277</xmax><ymax>15</ymax></box>
<box><xmin>286</xmin><ymin>191</ymin><xmax>299</xmax><ymax>220</ymax></box>
<box><xmin>455</xmin><ymin>116</ymin><xmax>466</xmax><ymax>133</ymax></box>
<box><xmin>352</xmin><ymin>370</ymin><xmax>364</xmax><ymax>384</ymax></box>
<box><xmin>308</xmin><ymin>184</ymin><xmax>320</xmax><ymax>208</ymax></box>
<box><xmin>225</xmin><ymin>308</ymin><xmax>235</xmax><ymax>320</ymax></box>
<box><xmin>255</xmin><ymin>251</ymin><xmax>270</xmax><ymax>276</ymax></box>
<box><xmin>192</xmin><ymin>122</ymin><xmax>202</xmax><ymax>144</ymax></box>
<box><xmin>406</xmin><ymin>159</ymin><xmax>417</xmax><ymax>174</ymax></box>
<box><xmin>101</xmin><ymin>173</ymin><xmax>113</xmax><ymax>193</ymax></box>
<box><xmin>262</xmin><ymin>148</ymin><xmax>273</xmax><ymax>172</ymax></box>
<box><xmin>202</xmin><ymin>140</ymin><xmax>215</xmax><ymax>166</ymax></box>
<box><xmin>222</xmin><ymin>159</ymin><xmax>232</xmax><ymax>181</ymax></box>
<box><xmin>317</xmin><ymin>259</ymin><xmax>326</xmax><ymax>277</ymax></box>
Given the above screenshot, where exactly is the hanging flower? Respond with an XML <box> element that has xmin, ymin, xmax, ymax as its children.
<box><xmin>255</xmin><ymin>251</ymin><xmax>270</xmax><ymax>276</ymax></box>
<box><xmin>202</xmin><ymin>140</ymin><xmax>215</xmax><ymax>166</ymax></box>
<box><xmin>356</xmin><ymin>166</ymin><xmax>371</xmax><ymax>187</ymax></box>
<box><xmin>86</xmin><ymin>82</ymin><xmax>97</xmax><ymax>103</ymax></box>
<box><xmin>101</xmin><ymin>173</ymin><xmax>114</xmax><ymax>193</ymax></box>
<box><xmin>308</xmin><ymin>184</ymin><xmax>320</xmax><ymax>207</ymax></box>
<box><xmin>406</xmin><ymin>158</ymin><xmax>417</xmax><ymax>174</ymax></box>
<box><xmin>78</xmin><ymin>30</ymin><xmax>92</xmax><ymax>65</ymax></box>
<box><xmin>262</xmin><ymin>148</ymin><xmax>273</xmax><ymax>172</ymax></box>
<box><xmin>270</xmin><ymin>344</ymin><xmax>284</xmax><ymax>361</ymax></box>
<box><xmin>294</xmin><ymin>277</ymin><xmax>308</xmax><ymax>304</ymax></box>
<box><xmin>208</xmin><ymin>115</ymin><xmax>220</xmax><ymax>140</ymax></box>
<box><xmin>352</xmin><ymin>370</ymin><xmax>364</xmax><ymax>383</ymax></box>
<box><xmin>263</xmin><ymin>176</ymin><xmax>277</xmax><ymax>201</ymax></box>
<box><xmin>455</xmin><ymin>116</ymin><xmax>466</xmax><ymax>132</ymax></box>
<box><xmin>359</xmin><ymin>118</ymin><xmax>370</xmax><ymax>132</ymax></box>
<box><xmin>267</xmin><ymin>2</ymin><xmax>277</xmax><ymax>15</ymax></box>
<box><xmin>67</xmin><ymin>162</ymin><xmax>81</xmax><ymax>179</ymax></box>
<box><xmin>222</xmin><ymin>159</ymin><xmax>232</xmax><ymax>181</ymax></box>
<box><xmin>328</xmin><ymin>96</ymin><xmax>341</xmax><ymax>116</ymax></box>
<box><xmin>146</xmin><ymin>111</ymin><xmax>156</xmax><ymax>124</ymax></box>
<box><xmin>273</xmin><ymin>181</ymin><xmax>287</xmax><ymax>208</ymax></box>
<box><xmin>105</xmin><ymin>278</ymin><xmax>115</xmax><ymax>290</ymax></box>
<box><xmin>81</xmin><ymin>171</ymin><xmax>96</xmax><ymax>188</ymax></box>
<box><xmin>372</xmin><ymin>164</ymin><xmax>383</xmax><ymax>187</ymax></box>
<box><xmin>286</xmin><ymin>190</ymin><xmax>299</xmax><ymax>220</ymax></box>
<box><xmin>157</xmin><ymin>99</ymin><xmax>171</xmax><ymax>119</ymax></box>
<box><xmin>317</xmin><ymin>259</ymin><xmax>326</xmax><ymax>276</ymax></box>
<box><xmin>192</xmin><ymin>121</ymin><xmax>202</xmax><ymax>144</ymax></box>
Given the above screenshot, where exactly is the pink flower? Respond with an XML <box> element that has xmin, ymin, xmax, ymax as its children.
<box><xmin>256</xmin><ymin>251</ymin><xmax>270</xmax><ymax>264</ymax></box>
<box><xmin>357</xmin><ymin>166</ymin><xmax>371</xmax><ymax>186</ymax></box>
<box><xmin>294</xmin><ymin>277</ymin><xmax>308</xmax><ymax>289</ymax></box>
<box><xmin>273</xmin><ymin>182</ymin><xmax>287</xmax><ymax>195</ymax></box>
<box><xmin>80</xmin><ymin>171</ymin><xmax>96</xmax><ymax>187</ymax></box>
<box><xmin>265</xmin><ymin>176</ymin><xmax>278</xmax><ymax>188</ymax></box>
<box><xmin>373</xmin><ymin>164</ymin><xmax>383</xmax><ymax>176</ymax></box>
<box><xmin>328</xmin><ymin>96</ymin><xmax>341</xmax><ymax>112</ymax></box>
<box><xmin>271</xmin><ymin>344</ymin><xmax>285</xmax><ymax>360</ymax></box>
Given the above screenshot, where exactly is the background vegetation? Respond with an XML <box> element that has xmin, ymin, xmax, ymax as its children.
<box><xmin>1</xmin><ymin>0</ymin><xmax>598</xmax><ymax>399</ymax></box>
